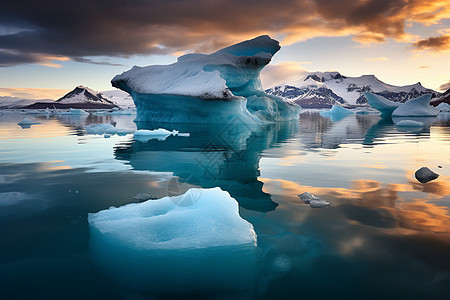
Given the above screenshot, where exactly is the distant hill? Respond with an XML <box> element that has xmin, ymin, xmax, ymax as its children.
<box><xmin>23</xmin><ymin>86</ymin><xmax>118</xmax><ymax>109</ymax></box>
<box><xmin>0</xmin><ymin>96</ymin><xmax>48</xmax><ymax>109</ymax></box>
<box><xmin>266</xmin><ymin>71</ymin><xmax>439</xmax><ymax>108</ymax></box>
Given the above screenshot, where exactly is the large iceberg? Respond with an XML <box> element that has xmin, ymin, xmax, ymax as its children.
<box><xmin>364</xmin><ymin>92</ymin><xmax>439</xmax><ymax>117</ymax></box>
<box><xmin>392</xmin><ymin>94</ymin><xmax>439</xmax><ymax>117</ymax></box>
<box><xmin>88</xmin><ymin>187</ymin><xmax>257</xmax><ymax>294</ymax></box>
<box><xmin>363</xmin><ymin>92</ymin><xmax>401</xmax><ymax>115</ymax></box>
<box><xmin>111</xmin><ymin>35</ymin><xmax>300</xmax><ymax>124</ymax></box>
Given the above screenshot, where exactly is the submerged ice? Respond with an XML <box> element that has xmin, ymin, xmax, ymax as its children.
<box><xmin>88</xmin><ymin>187</ymin><xmax>257</xmax><ymax>294</ymax></box>
<box><xmin>112</xmin><ymin>35</ymin><xmax>300</xmax><ymax>124</ymax></box>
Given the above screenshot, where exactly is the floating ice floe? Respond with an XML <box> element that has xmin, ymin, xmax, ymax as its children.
<box><xmin>111</xmin><ymin>35</ymin><xmax>300</xmax><ymax>124</ymax></box>
<box><xmin>298</xmin><ymin>192</ymin><xmax>330</xmax><ymax>208</ymax></box>
<box><xmin>319</xmin><ymin>105</ymin><xmax>353</xmax><ymax>118</ymax></box>
<box><xmin>395</xmin><ymin>120</ymin><xmax>424</xmax><ymax>127</ymax></box>
<box><xmin>88</xmin><ymin>187</ymin><xmax>257</xmax><ymax>293</ymax></box>
<box><xmin>364</xmin><ymin>92</ymin><xmax>401</xmax><ymax>115</ymax></box>
<box><xmin>17</xmin><ymin>117</ymin><xmax>40</xmax><ymax>126</ymax></box>
<box><xmin>55</xmin><ymin>108</ymin><xmax>89</xmax><ymax>115</ymax></box>
<box><xmin>17</xmin><ymin>118</ymin><xmax>40</xmax><ymax>128</ymax></box>
<box><xmin>133</xmin><ymin>128</ymin><xmax>182</xmax><ymax>142</ymax></box>
<box><xmin>392</xmin><ymin>94</ymin><xmax>439</xmax><ymax>117</ymax></box>
<box><xmin>108</xmin><ymin>109</ymin><xmax>134</xmax><ymax>115</ymax></box>
<box><xmin>415</xmin><ymin>167</ymin><xmax>439</xmax><ymax>183</ymax></box>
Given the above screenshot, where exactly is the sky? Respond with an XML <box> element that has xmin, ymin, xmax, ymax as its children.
<box><xmin>0</xmin><ymin>0</ymin><xmax>449</xmax><ymax>100</ymax></box>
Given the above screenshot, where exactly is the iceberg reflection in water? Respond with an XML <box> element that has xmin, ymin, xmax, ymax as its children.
<box><xmin>88</xmin><ymin>188</ymin><xmax>258</xmax><ymax>296</ymax></box>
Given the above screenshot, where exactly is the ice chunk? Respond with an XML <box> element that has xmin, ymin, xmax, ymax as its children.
<box><xmin>133</xmin><ymin>128</ymin><xmax>179</xmax><ymax>142</ymax></box>
<box><xmin>364</xmin><ymin>92</ymin><xmax>401</xmax><ymax>115</ymax></box>
<box><xmin>415</xmin><ymin>167</ymin><xmax>439</xmax><ymax>183</ymax></box>
<box><xmin>392</xmin><ymin>94</ymin><xmax>438</xmax><ymax>117</ymax></box>
<box><xmin>436</xmin><ymin>102</ymin><xmax>450</xmax><ymax>112</ymax></box>
<box><xmin>111</xmin><ymin>35</ymin><xmax>300</xmax><ymax>124</ymax></box>
<box><xmin>55</xmin><ymin>108</ymin><xmax>89</xmax><ymax>115</ymax></box>
<box><xmin>395</xmin><ymin>120</ymin><xmax>424</xmax><ymax>127</ymax></box>
<box><xmin>88</xmin><ymin>187</ymin><xmax>257</xmax><ymax>294</ymax></box>
<box><xmin>319</xmin><ymin>105</ymin><xmax>353</xmax><ymax>118</ymax></box>
<box><xmin>17</xmin><ymin>118</ymin><xmax>39</xmax><ymax>126</ymax></box>
<box><xmin>298</xmin><ymin>192</ymin><xmax>330</xmax><ymax>208</ymax></box>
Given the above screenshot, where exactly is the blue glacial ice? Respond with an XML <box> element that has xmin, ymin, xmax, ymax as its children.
<box><xmin>111</xmin><ymin>35</ymin><xmax>300</xmax><ymax>124</ymax></box>
<box><xmin>392</xmin><ymin>94</ymin><xmax>439</xmax><ymax>117</ymax></box>
<box><xmin>88</xmin><ymin>187</ymin><xmax>257</xmax><ymax>294</ymax></box>
<box><xmin>363</xmin><ymin>92</ymin><xmax>401</xmax><ymax>116</ymax></box>
<box><xmin>364</xmin><ymin>92</ymin><xmax>438</xmax><ymax>117</ymax></box>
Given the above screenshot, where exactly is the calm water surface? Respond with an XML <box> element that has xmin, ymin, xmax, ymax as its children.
<box><xmin>0</xmin><ymin>110</ymin><xmax>449</xmax><ymax>299</ymax></box>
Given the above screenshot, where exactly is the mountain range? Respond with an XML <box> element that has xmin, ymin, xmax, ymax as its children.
<box><xmin>265</xmin><ymin>71</ymin><xmax>441</xmax><ymax>108</ymax></box>
<box><xmin>0</xmin><ymin>86</ymin><xmax>134</xmax><ymax>109</ymax></box>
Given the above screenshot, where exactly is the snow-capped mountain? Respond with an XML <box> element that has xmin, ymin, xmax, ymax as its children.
<box><xmin>101</xmin><ymin>90</ymin><xmax>135</xmax><ymax>108</ymax></box>
<box><xmin>56</xmin><ymin>85</ymin><xmax>115</xmax><ymax>105</ymax></box>
<box><xmin>266</xmin><ymin>72</ymin><xmax>439</xmax><ymax>107</ymax></box>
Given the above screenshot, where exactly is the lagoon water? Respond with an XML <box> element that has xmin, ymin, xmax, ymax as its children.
<box><xmin>0</xmin><ymin>110</ymin><xmax>449</xmax><ymax>299</ymax></box>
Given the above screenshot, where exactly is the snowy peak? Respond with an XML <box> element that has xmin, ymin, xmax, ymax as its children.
<box><xmin>267</xmin><ymin>71</ymin><xmax>439</xmax><ymax>106</ymax></box>
<box><xmin>304</xmin><ymin>72</ymin><xmax>346</xmax><ymax>83</ymax></box>
<box><xmin>56</xmin><ymin>86</ymin><xmax>115</xmax><ymax>105</ymax></box>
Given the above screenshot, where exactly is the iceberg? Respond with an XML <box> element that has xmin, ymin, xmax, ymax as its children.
<box><xmin>392</xmin><ymin>94</ymin><xmax>439</xmax><ymax>117</ymax></box>
<box><xmin>17</xmin><ymin>118</ymin><xmax>40</xmax><ymax>127</ymax></box>
<box><xmin>133</xmin><ymin>128</ymin><xmax>179</xmax><ymax>142</ymax></box>
<box><xmin>319</xmin><ymin>105</ymin><xmax>353</xmax><ymax>117</ymax></box>
<box><xmin>364</xmin><ymin>92</ymin><xmax>401</xmax><ymax>115</ymax></box>
<box><xmin>88</xmin><ymin>187</ymin><xmax>257</xmax><ymax>294</ymax></box>
<box><xmin>111</xmin><ymin>35</ymin><xmax>300</xmax><ymax>124</ymax></box>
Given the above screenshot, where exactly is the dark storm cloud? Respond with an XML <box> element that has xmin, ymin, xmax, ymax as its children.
<box><xmin>413</xmin><ymin>35</ymin><xmax>450</xmax><ymax>51</ymax></box>
<box><xmin>0</xmin><ymin>0</ymin><xmax>448</xmax><ymax>67</ymax></box>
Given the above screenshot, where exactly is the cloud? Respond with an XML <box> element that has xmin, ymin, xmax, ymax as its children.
<box><xmin>1</xmin><ymin>0</ymin><xmax>449</xmax><ymax>67</ymax></box>
<box><xmin>413</xmin><ymin>35</ymin><xmax>450</xmax><ymax>51</ymax></box>
<box><xmin>260</xmin><ymin>62</ymin><xmax>309</xmax><ymax>88</ymax></box>
<box><xmin>0</xmin><ymin>87</ymin><xmax>70</xmax><ymax>99</ymax></box>
<box><xmin>439</xmin><ymin>81</ymin><xmax>450</xmax><ymax>91</ymax></box>
<box><xmin>364</xmin><ymin>57</ymin><xmax>390</xmax><ymax>61</ymax></box>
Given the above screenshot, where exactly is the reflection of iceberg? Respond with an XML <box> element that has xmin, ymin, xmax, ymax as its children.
<box><xmin>111</xmin><ymin>35</ymin><xmax>300</xmax><ymax>124</ymax></box>
<box><xmin>88</xmin><ymin>188</ymin><xmax>257</xmax><ymax>295</ymax></box>
<box><xmin>364</xmin><ymin>92</ymin><xmax>401</xmax><ymax>116</ymax></box>
<box><xmin>392</xmin><ymin>94</ymin><xmax>439</xmax><ymax>117</ymax></box>
<box><xmin>114</xmin><ymin>121</ymin><xmax>298</xmax><ymax>212</ymax></box>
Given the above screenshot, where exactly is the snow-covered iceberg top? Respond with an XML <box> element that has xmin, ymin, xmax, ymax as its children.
<box><xmin>112</xmin><ymin>36</ymin><xmax>278</xmax><ymax>98</ymax></box>
<box><xmin>88</xmin><ymin>187</ymin><xmax>256</xmax><ymax>249</ymax></box>
<box><xmin>111</xmin><ymin>35</ymin><xmax>300</xmax><ymax>123</ymax></box>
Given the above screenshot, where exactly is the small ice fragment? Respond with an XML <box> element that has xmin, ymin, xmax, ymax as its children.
<box><xmin>415</xmin><ymin>167</ymin><xmax>439</xmax><ymax>183</ymax></box>
<box><xmin>18</xmin><ymin>118</ymin><xmax>39</xmax><ymax>125</ymax></box>
<box><xmin>177</xmin><ymin>132</ymin><xmax>190</xmax><ymax>137</ymax></box>
<box><xmin>298</xmin><ymin>192</ymin><xmax>330</xmax><ymax>208</ymax></box>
